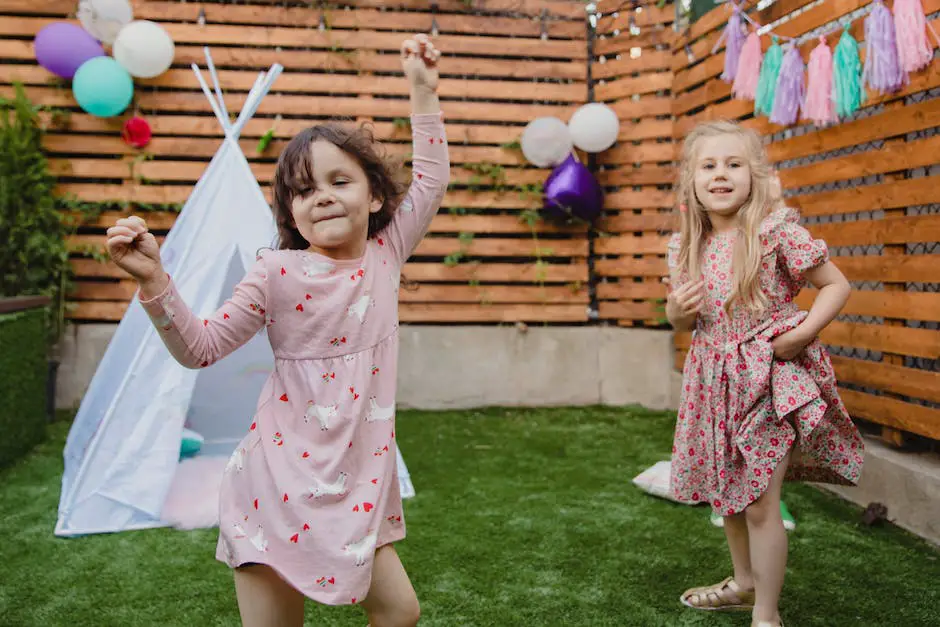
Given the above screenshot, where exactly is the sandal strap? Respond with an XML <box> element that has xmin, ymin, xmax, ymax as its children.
<box><xmin>683</xmin><ymin>576</ymin><xmax>754</xmax><ymax>608</ymax></box>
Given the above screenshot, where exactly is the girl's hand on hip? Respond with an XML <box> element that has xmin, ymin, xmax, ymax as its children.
<box><xmin>771</xmin><ymin>327</ymin><xmax>812</xmax><ymax>360</ymax></box>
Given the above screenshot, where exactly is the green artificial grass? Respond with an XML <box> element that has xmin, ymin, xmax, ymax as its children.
<box><xmin>2</xmin><ymin>407</ymin><xmax>938</xmax><ymax>626</ymax></box>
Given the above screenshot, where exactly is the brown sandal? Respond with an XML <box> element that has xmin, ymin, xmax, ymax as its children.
<box><xmin>680</xmin><ymin>576</ymin><xmax>755</xmax><ymax>611</ymax></box>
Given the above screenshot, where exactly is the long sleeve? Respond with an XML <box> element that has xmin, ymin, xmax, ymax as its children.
<box><xmin>384</xmin><ymin>112</ymin><xmax>450</xmax><ymax>264</ymax></box>
<box><xmin>139</xmin><ymin>256</ymin><xmax>268</xmax><ymax>369</ymax></box>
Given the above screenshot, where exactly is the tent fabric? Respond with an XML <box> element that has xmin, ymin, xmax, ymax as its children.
<box><xmin>55</xmin><ymin>51</ymin><xmax>414</xmax><ymax>538</ymax></box>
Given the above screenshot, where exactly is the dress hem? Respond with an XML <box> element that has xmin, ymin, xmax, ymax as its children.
<box><xmin>217</xmin><ymin>529</ymin><xmax>407</xmax><ymax>606</ymax></box>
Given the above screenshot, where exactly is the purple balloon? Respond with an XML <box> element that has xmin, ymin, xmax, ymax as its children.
<box><xmin>542</xmin><ymin>154</ymin><xmax>603</xmax><ymax>223</ymax></box>
<box><xmin>34</xmin><ymin>22</ymin><xmax>105</xmax><ymax>79</ymax></box>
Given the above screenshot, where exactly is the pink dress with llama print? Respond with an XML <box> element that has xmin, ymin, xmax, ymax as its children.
<box><xmin>139</xmin><ymin>113</ymin><xmax>449</xmax><ymax>604</ymax></box>
<box><xmin>667</xmin><ymin>206</ymin><xmax>864</xmax><ymax>517</ymax></box>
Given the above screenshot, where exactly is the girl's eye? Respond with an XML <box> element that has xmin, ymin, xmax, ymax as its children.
<box><xmin>702</xmin><ymin>163</ymin><xmax>714</xmax><ymax>170</ymax></box>
<box><xmin>729</xmin><ymin>162</ymin><xmax>741</xmax><ymax>168</ymax></box>
<box><xmin>334</xmin><ymin>179</ymin><xmax>349</xmax><ymax>187</ymax></box>
<box><xmin>298</xmin><ymin>187</ymin><xmax>313</xmax><ymax>197</ymax></box>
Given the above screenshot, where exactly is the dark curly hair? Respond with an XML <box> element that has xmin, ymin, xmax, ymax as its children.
<box><xmin>271</xmin><ymin>121</ymin><xmax>407</xmax><ymax>250</ymax></box>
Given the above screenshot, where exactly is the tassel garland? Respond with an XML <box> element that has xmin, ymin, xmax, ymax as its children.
<box><xmin>689</xmin><ymin>0</ymin><xmax>939</xmax><ymax>127</ymax></box>
<box><xmin>771</xmin><ymin>44</ymin><xmax>806</xmax><ymax>126</ymax></box>
<box><xmin>804</xmin><ymin>36</ymin><xmax>837</xmax><ymax>126</ymax></box>
<box><xmin>833</xmin><ymin>26</ymin><xmax>864</xmax><ymax>118</ymax></box>
<box><xmin>863</xmin><ymin>0</ymin><xmax>908</xmax><ymax>93</ymax></box>
<box><xmin>733</xmin><ymin>27</ymin><xmax>763</xmax><ymax>100</ymax></box>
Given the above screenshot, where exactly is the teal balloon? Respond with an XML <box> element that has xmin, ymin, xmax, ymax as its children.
<box><xmin>72</xmin><ymin>56</ymin><xmax>134</xmax><ymax>118</ymax></box>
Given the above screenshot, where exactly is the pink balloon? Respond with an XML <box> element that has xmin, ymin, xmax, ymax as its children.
<box><xmin>34</xmin><ymin>22</ymin><xmax>105</xmax><ymax>79</ymax></box>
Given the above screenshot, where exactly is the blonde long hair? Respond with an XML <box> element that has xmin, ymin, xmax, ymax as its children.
<box><xmin>674</xmin><ymin>120</ymin><xmax>780</xmax><ymax>314</ymax></box>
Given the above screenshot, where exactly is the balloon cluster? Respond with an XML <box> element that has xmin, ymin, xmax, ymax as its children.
<box><xmin>519</xmin><ymin>102</ymin><xmax>620</xmax><ymax>224</ymax></box>
<box><xmin>33</xmin><ymin>0</ymin><xmax>174</xmax><ymax>130</ymax></box>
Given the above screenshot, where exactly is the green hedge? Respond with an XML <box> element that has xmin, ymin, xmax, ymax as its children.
<box><xmin>0</xmin><ymin>307</ymin><xmax>48</xmax><ymax>468</ymax></box>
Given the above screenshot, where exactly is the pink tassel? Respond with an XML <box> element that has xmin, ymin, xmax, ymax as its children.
<box><xmin>893</xmin><ymin>0</ymin><xmax>940</xmax><ymax>73</ymax></box>
<box><xmin>803</xmin><ymin>36</ymin><xmax>837</xmax><ymax>126</ymax></box>
<box><xmin>714</xmin><ymin>2</ymin><xmax>747</xmax><ymax>83</ymax></box>
<box><xmin>770</xmin><ymin>45</ymin><xmax>805</xmax><ymax>126</ymax></box>
<box><xmin>733</xmin><ymin>28</ymin><xmax>763</xmax><ymax>100</ymax></box>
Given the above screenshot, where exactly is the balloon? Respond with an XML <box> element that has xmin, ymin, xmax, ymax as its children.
<box><xmin>72</xmin><ymin>57</ymin><xmax>134</xmax><ymax>118</ymax></box>
<box><xmin>78</xmin><ymin>0</ymin><xmax>133</xmax><ymax>45</ymax></box>
<box><xmin>542</xmin><ymin>154</ymin><xmax>603</xmax><ymax>223</ymax></box>
<box><xmin>33</xmin><ymin>22</ymin><xmax>105</xmax><ymax>79</ymax></box>
<box><xmin>122</xmin><ymin>116</ymin><xmax>152</xmax><ymax>148</ymax></box>
<box><xmin>520</xmin><ymin>117</ymin><xmax>572</xmax><ymax>168</ymax></box>
<box><xmin>113</xmin><ymin>20</ymin><xmax>175</xmax><ymax>78</ymax></box>
<box><xmin>568</xmin><ymin>102</ymin><xmax>620</xmax><ymax>153</ymax></box>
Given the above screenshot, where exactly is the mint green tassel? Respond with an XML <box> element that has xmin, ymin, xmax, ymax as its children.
<box><xmin>832</xmin><ymin>27</ymin><xmax>863</xmax><ymax>118</ymax></box>
<box><xmin>754</xmin><ymin>36</ymin><xmax>783</xmax><ymax>117</ymax></box>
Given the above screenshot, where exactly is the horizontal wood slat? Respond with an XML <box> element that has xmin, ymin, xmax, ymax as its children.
<box><xmin>0</xmin><ymin>0</ymin><xmax>587</xmax><ymax>19</ymax></box>
<box><xmin>68</xmin><ymin>299</ymin><xmax>591</xmax><ymax>323</ymax></box>
<box><xmin>0</xmin><ymin>16</ymin><xmax>588</xmax><ymax>60</ymax></box>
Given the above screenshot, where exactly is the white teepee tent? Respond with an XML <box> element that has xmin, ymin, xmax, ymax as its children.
<box><xmin>56</xmin><ymin>50</ymin><xmax>414</xmax><ymax>537</ymax></box>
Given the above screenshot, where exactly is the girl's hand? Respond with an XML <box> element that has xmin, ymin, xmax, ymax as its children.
<box><xmin>401</xmin><ymin>34</ymin><xmax>440</xmax><ymax>93</ymax></box>
<box><xmin>771</xmin><ymin>327</ymin><xmax>812</xmax><ymax>360</ymax></box>
<box><xmin>106</xmin><ymin>216</ymin><xmax>166</xmax><ymax>289</ymax></box>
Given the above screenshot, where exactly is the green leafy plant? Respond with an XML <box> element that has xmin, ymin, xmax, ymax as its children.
<box><xmin>128</xmin><ymin>152</ymin><xmax>155</xmax><ymax>183</ymax></box>
<box><xmin>465</xmin><ymin>161</ymin><xmax>508</xmax><ymax>192</ymax></box>
<box><xmin>443</xmin><ymin>231</ymin><xmax>474</xmax><ymax>267</ymax></box>
<box><xmin>0</xmin><ymin>83</ymin><xmax>95</xmax><ymax>343</ymax></box>
<box><xmin>392</xmin><ymin>118</ymin><xmax>412</xmax><ymax>133</ymax></box>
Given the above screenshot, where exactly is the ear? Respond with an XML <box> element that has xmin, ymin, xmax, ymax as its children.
<box><xmin>369</xmin><ymin>195</ymin><xmax>383</xmax><ymax>215</ymax></box>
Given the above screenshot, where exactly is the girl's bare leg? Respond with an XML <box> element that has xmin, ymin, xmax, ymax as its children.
<box><xmin>360</xmin><ymin>544</ymin><xmax>420</xmax><ymax>627</ymax></box>
<box><xmin>233</xmin><ymin>563</ymin><xmax>305</xmax><ymax>627</ymax></box>
<box><xmin>745</xmin><ymin>451</ymin><xmax>792</xmax><ymax>624</ymax></box>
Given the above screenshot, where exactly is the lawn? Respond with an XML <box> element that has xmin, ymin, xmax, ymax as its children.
<box><xmin>1</xmin><ymin>406</ymin><xmax>938</xmax><ymax>626</ymax></box>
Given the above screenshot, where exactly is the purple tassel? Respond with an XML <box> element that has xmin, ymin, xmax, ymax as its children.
<box><xmin>863</xmin><ymin>0</ymin><xmax>908</xmax><ymax>93</ymax></box>
<box><xmin>715</xmin><ymin>2</ymin><xmax>747</xmax><ymax>83</ymax></box>
<box><xmin>770</xmin><ymin>45</ymin><xmax>805</xmax><ymax>126</ymax></box>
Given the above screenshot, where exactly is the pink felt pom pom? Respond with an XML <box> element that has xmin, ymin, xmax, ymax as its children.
<box><xmin>803</xmin><ymin>36</ymin><xmax>837</xmax><ymax>127</ymax></box>
<box><xmin>732</xmin><ymin>28</ymin><xmax>763</xmax><ymax>101</ymax></box>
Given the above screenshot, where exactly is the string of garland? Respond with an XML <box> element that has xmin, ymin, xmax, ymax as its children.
<box><xmin>711</xmin><ymin>0</ymin><xmax>940</xmax><ymax>126</ymax></box>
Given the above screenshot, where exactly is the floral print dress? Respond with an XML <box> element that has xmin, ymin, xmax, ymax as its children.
<box><xmin>667</xmin><ymin>206</ymin><xmax>864</xmax><ymax>516</ymax></box>
<box><xmin>139</xmin><ymin>113</ymin><xmax>449</xmax><ymax>604</ymax></box>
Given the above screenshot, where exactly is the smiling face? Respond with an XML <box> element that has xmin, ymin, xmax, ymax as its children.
<box><xmin>288</xmin><ymin>139</ymin><xmax>383</xmax><ymax>260</ymax></box>
<box><xmin>693</xmin><ymin>134</ymin><xmax>752</xmax><ymax>226</ymax></box>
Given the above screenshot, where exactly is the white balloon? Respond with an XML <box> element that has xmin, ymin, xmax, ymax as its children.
<box><xmin>113</xmin><ymin>20</ymin><xmax>175</xmax><ymax>79</ymax></box>
<box><xmin>568</xmin><ymin>103</ymin><xmax>620</xmax><ymax>153</ymax></box>
<box><xmin>77</xmin><ymin>0</ymin><xmax>133</xmax><ymax>45</ymax></box>
<box><xmin>520</xmin><ymin>117</ymin><xmax>572</xmax><ymax>168</ymax></box>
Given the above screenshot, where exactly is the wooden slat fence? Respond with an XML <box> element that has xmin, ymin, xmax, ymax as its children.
<box><xmin>663</xmin><ymin>0</ymin><xmax>940</xmax><ymax>441</ymax></box>
<box><xmin>0</xmin><ymin>0</ymin><xmax>591</xmax><ymax>324</ymax></box>
<box><xmin>592</xmin><ymin>0</ymin><xmax>678</xmax><ymax>325</ymax></box>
